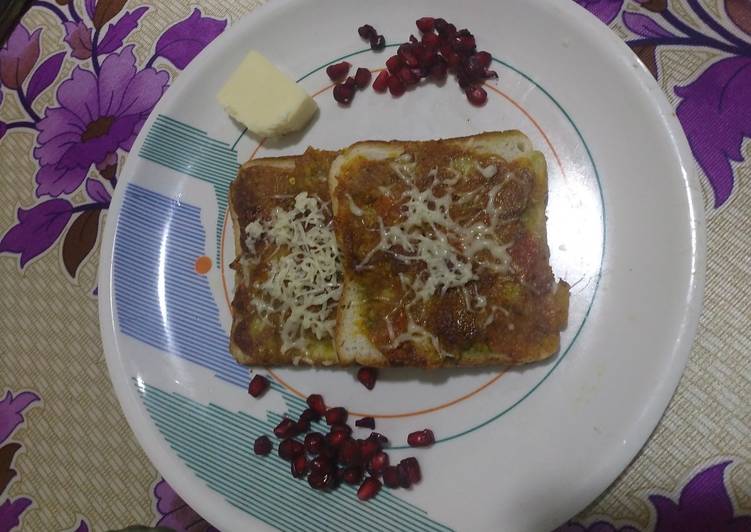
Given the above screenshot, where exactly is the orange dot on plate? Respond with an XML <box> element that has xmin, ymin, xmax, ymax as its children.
<box><xmin>195</xmin><ymin>255</ymin><xmax>212</xmax><ymax>274</ymax></box>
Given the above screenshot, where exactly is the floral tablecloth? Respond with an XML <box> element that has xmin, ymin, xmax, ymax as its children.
<box><xmin>0</xmin><ymin>1</ymin><xmax>749</xmax><ymax>530</ymax></box>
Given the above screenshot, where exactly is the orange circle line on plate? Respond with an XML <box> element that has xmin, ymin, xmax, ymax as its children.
<box><xmin>219</xmin><ymin>80</ymin><xmax>564</xmax><ymax>417</ymax></box>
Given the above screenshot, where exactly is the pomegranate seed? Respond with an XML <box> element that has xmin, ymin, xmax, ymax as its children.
<box><xmin>400</xmin><ymin>457</ymin><xmax>422</xmax><ymax>484</ymax></box>
<box><xmin>247</xmin><ymin>375</ymin><xmax>269</xmax><ymax>397</ymax></box>
<box><xmin>430</xmin><ymin>61</ymin><xmax>448</xmax><ymax>81</ymax></box>
<box><xmin>386</xmin><ymin>55</ymin><xmax>403</xmax><ymax>74</ymax></box>
<box><xmin>456</xmin><ymin>69</ymin><xmax>474</xmax><ymax>88</ymax></box>
<box><xmin>475</xmin><ymin>51</ymin><xmax>492</xmax><ymax>67</ymax></box>
<box><xmin>308</xmin><ymin>470</ymin><xmax>335</xmax><ymax>490</ymax></box>
<box><xmin>295</xmin><ymin>419</ymin><xmax>310</xmax><ymax>434</ymax></box>
<box><xmin>299</xmin><ymin>408</ymin><xmax>320</xmax><ymax>423</ymax></box>
<box><xmin>368</xmin><ymin>451</ymin><xmax>390</xmax><ymax>475</ymax></box>
<box><xmin>343</xmin><ymin>76</ymin><xmax>357</xmax><ymax>89</ymax></box>
<box><xmin>331</xmin><ymin>424</ymin><xmax>353</xmax><ymax>437</ymax></box>
<box><xmin>342</xmin><ymin>466</ymin><xmax>364</xmax><ymax>485</ymax></box>
<box><xmin>357</xmin><ymin>367</ymin><xmax>378</xmax><ymax>390</ymax></box>
<box><xmin>325</xmin><ymin>407</ymin><xmax>348</xmax><ymax>425</ymax></box>
<box><xmin>421</xmin><ymin>31</ymin><xmax>440</xmax><ymax>48</ymax></box>
<box><xmin>273</xmin><ymin>417</ymin><xmax>297</xmax><ymax>439</ymax></box>
<box><xmin>319</xmin><ymin>442</ymin><xmax>337</xmax><ymax>459</ymax></box>
<box><xmin>291</xmin><ymin>455</ymin><xmax>308</xmax><ymax>478</ymax></box>
<box><xmin>372</xmin><ymin>70</ymin><xmax>390</xmax><ymax>92</ymax></box>
<box><xmin>338</xmin><ymin>438</ymin><xmax>362</xmax><ymax>466</ymax></box>
<box><xmin>306</xmin><ymin>394</ymin><xmax>326</xmax><ymax>417</ymax></box>
<box><xmin>357</xmin><ymin>477</ymin><xmax>382</xmax><ymax>501</ymax></box>
<box><xmin>417</xmin><ymin>47</ymin><xmax>438</xmax><ymax>68</ymax></box>
<box><xmin>333</xmin><ymin>83</ymin><xmax>355</xmax><ymax>105</ymax></box>
<box><xmin>439</xmin><ymin>22</ymin><xmax>457</xmax><ymax>39</ymax></box>
<box><xmin>253</xmin><ymin>435</ymin><xmax>272</xmax><ymax>455</ymax></box>
<box><xmin>454</xmin><ymin>31</ymin><xmax>476</xmax><ymax>53</ymax></box>
<box><xmin>443</xmin><ymin>49</ymin><xmax>461</xmax><ymax>68</ymax></box>
<box><xmin>483</xmin><ymin>68</ymin><xmax>498</xmax><ymax>79</ymax></box>
<box><xmin>355</xmin><ymin>416</ymin><xmax>375</xmax><ymax>429</ymax></box>
<box><xmin>388</xmin><ymin>76</ymin><xmax>405</xmax><ymax>96</ymax></box>
<box><xmin>398</xmin><ymin>66</ymin><xmax>418</xmax><ymax>84</ymax></box>
<box><xmin>326</xmin><ymin>430</ymin><xmax>348</xmax><ymax>449</ymax></box>
<box><xmin>397</xmin><ymin>44</ymin><xmax>419</xmax><ymax>67</ymax></box>
<box><xmin>466</xmin><ymin>85</ymin><xmax>487</xmax><ymax>106</ymax></box>
<box><xmin>368</xmin><ymin>432</ymin><xmax>389</xmax><ymax>446</ymax></box>
<box><xmin>326</xmin><ymin>61</ymin><xmax>351</xmax><ymax>81</ymax></box>
<box><xmin>359</xmin><ymin>438</ymin><xmax>380</xmax><ymax>460</ymax></box>
<box><xmin>278</xmin><ymin>439</ymin><xmax>304</xmax><ymax>461</ymax></box>
<box><xmin>433</xmin><ymin>18</ymin><xmax>448</xmax><ymax>32</ymax></box>
<box><xmin>310</xmin><ymin>455</ymin><xmax>333</xmax><ymax>474</ymax></box>
<box><xmin>354</xmin><ymin>68</ymin><xmax>372</xmax><ymax>88</ymax></box>
<box><xmin>407</xmin><ymin>429</ymin><xmax>435</xmax><ymax>447</ymax></box>
<box><xmin>370</xmin><ymin>34</ymin><xmax>386</xmax><ymax>50</ymax></box>
<box><xmin>383</xmin><ymin>466</ymin><xmax>400</xmax><ymax>488</ymax></box>
<box><xmin>304</xmin><ymin>432</ymin><xmax>325</xmax><ymax>455</ymax></box>
<box><xmin>464</xmin><ymin>55</ymin><xmax>486</xmax><ymax>79</ymax></box>
<box><xmin>358</xmin><ymin>24</ymin><xmax>376</xmax><ymax>40</ymax></box>
<box><xmin>416</xmin><ymin>17</ymin><xmax>435</xmax><ymax>32</ymax></box>
<box><xmin>397</xmin><ymin>461</ymin><xmax>412</xmax><ymax>488</ymax></box>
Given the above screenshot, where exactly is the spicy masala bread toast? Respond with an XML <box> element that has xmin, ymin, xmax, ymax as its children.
<box><xmin>228</xmin><ymin>148</ymin><xmax>341</xmax><ymax>366</ymax></box>
<box><xmin>328</xmin><ymin>131</ymin><xmax>569</xmax><ymax>367</ymax></box>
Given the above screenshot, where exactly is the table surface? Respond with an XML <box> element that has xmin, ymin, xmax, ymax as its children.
<box><xmin>1</xmin><ymin>1</ymin><xmax>749</xmax><ymax>531</ymax></box>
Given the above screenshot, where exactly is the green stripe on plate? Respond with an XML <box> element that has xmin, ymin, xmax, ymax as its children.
<box><xmin>137</xmin><ymin>381</ymin><xmax>453</xmax><ymax>532</ymax></box>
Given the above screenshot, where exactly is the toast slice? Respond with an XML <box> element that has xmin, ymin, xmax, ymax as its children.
<box><xmin>329</xmin><ymin>131</ymin><xmax>569</xmax><ymax>367</ymax></box>
<box><xmin>228</xmin><ymin>148</ymin><xmax>341</xmax><ymax>366</ymax></box>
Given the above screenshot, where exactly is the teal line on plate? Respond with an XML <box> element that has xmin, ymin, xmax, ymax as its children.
<box><xmin>136</xmin><ymin>380</ymin><xmax>453</xmax><ymax>532</ymax></box>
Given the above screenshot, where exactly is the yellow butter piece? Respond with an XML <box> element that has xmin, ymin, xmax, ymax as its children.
<box><xmin>218</xmin><ymin>51</ymin><xmax>318</xmax><ymax>137</ymax></box>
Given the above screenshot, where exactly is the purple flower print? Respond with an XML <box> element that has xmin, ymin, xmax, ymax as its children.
<box><xmin>34</xmin><ymin>46</ymin><xmax>169</xmax><ymax>197</ymax></box>
<box><xmin>675</xmin><ymin>57</ymin><xmax>751</xmax><ymax>207</ymax></box>
<box><xmin>66</xmin><ymin>518</ymin><xmax>90</xmax><ymax>532</ymax></box>
<box><xmin>1</xmin><ymin>5</ymin><xmax>227</xmax><ymax>283</ymax></box>
<box><xmin>574</xmin><ymin>0</ymin><xmax>624</xmax><ymax>24</ymax></box>
<box><xmin>98</xmin><ymin>7</ymin><xmax>149</xmax><ymax>55</ymax></box>
<box><xmin>0</xmin><ymin>25</ymin><xmax>41</xmax><ymax>90</ymax></box>
<box><xmin>620</xmin><ymin>1</ymin><xmax>751</xmax><ymax>208</ymax></box>
<box><xmin>26</xmin><ymin>52</ymin><xmax>66</xmax><ymax>105</ymax></box>
<box><xmin>0</xmin><ymin>391</ymin><xmax>40</xmax><ymax>444</ymax></box>
<box><xmin>148</xmin><ymin>9</ymin><xmax>227</xmax><ymax>69</ymax></box>
<box><xmin>0</xmin><ymin>199</ymin><xmax>74</xmax><ymax>268</ymax></box>
<box><xmin>556</xmin><ymin>460</ymin><xmax>751</xmax><ymax>532</ymax></box>
<box><xmin>555</xmin><ymin>522</ymin><xmax>639</xmax><ymax>532</ymax></box>
<box><xmin>650</xmin><ymin>461</ymin><xmax>751</xmax><ymax>532</ymax></box>
<box><xmin>0</xmin><ymin>390</ymin><xmax>39</xmax><ymax>532</ymax></box>
<box><xmin>0</xmin><ymin>498</ymin><xmax>33</xmax><ymax>532</ymax></box>
<box><xmin>622</xmin><ymin>12</ymin><xmax>674</xmax><ymax>38</ymax></box>
<box><xmin>64</xmin><ymin>21</ymin><xmax>93</xmax><ymax>60</ymax></box>
<box><xmin>86</xmin><ymin>178</ymin><xmax>112</xmax><ymax>204</ymax></box>
<box><xmin>153</xmin><ymin>479</ymin><xmax>219</xmax><ymax>532</ymax></box>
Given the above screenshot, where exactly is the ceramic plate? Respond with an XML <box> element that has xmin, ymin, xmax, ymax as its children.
<box><xmin>98</xmin><ymin>0</ymin><xmax>705</xmax><ymax>530</ymax></box>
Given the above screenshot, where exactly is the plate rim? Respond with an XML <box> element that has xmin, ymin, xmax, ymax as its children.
<box><xmin>98</xmin><ymin>0</ymin><xmax>707</xmax><ymax>529</ymax></box>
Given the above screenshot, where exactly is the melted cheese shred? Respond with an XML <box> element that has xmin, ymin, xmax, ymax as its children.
<box><xmin>245</xmin><ymin>192</ymin><xmax>341</xmax><ymax>354</ymax></box>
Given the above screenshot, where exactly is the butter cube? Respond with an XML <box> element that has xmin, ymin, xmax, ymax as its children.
<box><xmin>218</xmin><ymin>51</ymin><xmax>318</xmax><ymax>137</ymax></box>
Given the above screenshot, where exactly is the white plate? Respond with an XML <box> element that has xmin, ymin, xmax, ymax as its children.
<box><xmin>98</xmin><ymin>0</ymin><xmax>705</xmax><ymax>530</ymax></box>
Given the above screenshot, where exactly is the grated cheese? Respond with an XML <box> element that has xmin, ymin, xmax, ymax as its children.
<box><xmin>351</xmin><ymin>153</ymin><xmax>521</xmax><ymax>357</ymax></box>
<box><xmin>245</xmin><ymin>192</ymin><xmax>341</xmax><ymax>354</ymax></box>
<box><xmin>356</xmin><ymin>155</ymin><xmax>514</xmax><ymax>302</ymax></box>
